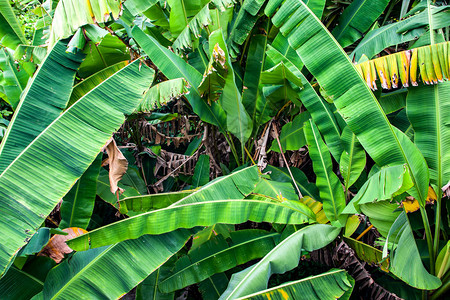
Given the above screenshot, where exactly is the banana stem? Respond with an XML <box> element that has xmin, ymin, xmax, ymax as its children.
<box><xmin>420</xmin><ymin>207</ymin><xmax>436</xmax><ymax>275</ymax></box>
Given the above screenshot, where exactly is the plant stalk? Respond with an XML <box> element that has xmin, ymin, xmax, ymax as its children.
<box><xmin>420</xmin><ymin>207</ymin><xmax>436</xmax><ymax>275</ymax></box>
<box><xmin>433</xmin><ymin>195</ymin><xmax>442</xmax><ymax>259</ymax></box>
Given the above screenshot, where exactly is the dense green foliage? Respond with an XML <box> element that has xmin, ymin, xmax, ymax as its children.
<box><xmin>0</xmin><ymin>0</ymin><xmax>449</xmax><ymax>299</ymax></box>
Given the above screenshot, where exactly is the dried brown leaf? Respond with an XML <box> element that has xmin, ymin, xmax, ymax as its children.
<box><xmin>39</xmin><ymin>227</ymin><xmax>87</xmax><ymax>263</ymax></box>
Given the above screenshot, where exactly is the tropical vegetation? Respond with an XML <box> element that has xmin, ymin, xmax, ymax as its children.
<box><xmin>0</xmin><ymin>0</ymin><xmax>449</xmax><ymax>299</ymax></box>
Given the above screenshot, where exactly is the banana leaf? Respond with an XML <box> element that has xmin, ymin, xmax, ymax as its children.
<box><xmin>339</xmin><ymin>126</ymin><xmax>366</xmax><ymax>190</ymax></box>
<box><xmin>265</xmin><ymin>0</ymin><xmax>430</xmax><ymax>207</ymax></box>
<box><xmin>219</xmin><ymin>224</ymin><xmax>340</xmax><ymax>299</ymax></box>
<box><xmin>78</xmin><ymin>34</ymin><xmax>130</xmax><ymax>78</ymax></box>
<box><xmin>132</xmin><ymin>26</ymin><xmax>228</xmax><ymax>133</ymax></box>
<box><xmin>250</xmin><ymin>179</ymin><xmax>299</xmax><ymax>202</ymax></box>
<box><xmin>59</xmin><ymin>154</ymin><xmax>102</xmax><ymax>229</ymax></box>
<box><xmin>199</xmin><ymin>273</ymin><xmax>229</xmax><ymax>300</ymax></box>
<box><xmin>0</xmin><ymin>48</ymin><xmax>30</xmax><ymax>109</ymax></box>
<box><xmin>385</xmin><ymin>212</ymin><xmax>441</xmax><ymax>289</ymax></box>
<box><xmin>238</xmin><ymin>269</ymin><xmax>354</xmax><ymax>300</ymax></box>
<box><xmin>264</xmin><ymin>165</ymin><xmax>320</xmax><ymax>201</ymax></box>
<box><xmin>68</xmin><ymin>61</ymin><xmax>129</xmax><ymax>108</ymax></box>
<box><xmin>192</xmin><ymin>154</ymin><xmax>210</xmax><ymax>188</ymax></box>
<box><xmin>332</xmin><ymin>0</ymin><xmax>389</xmax><ymax>48</ymax></box>
<box><xmin>344</xmin><ymin>236</ymin><xmax>389</xmax><ymax>271</ymax></box>
<box><xmin>227</xmin><ymin>0</ymin><xmax>265</xmax><ymax>58</ymax></box>
<box><xmin>242</xmin><ymin>29</ymin><xmax>269</xmax><ymax>132</ymax></box>
<box><xmin>170</xmin><ymin>165</ymin><xmax>260</xmax><ymax>206</ymax></box>
<box><xmin>137</xmin><ymin>78</ymin><xmax>190</xmax><ymax>112</ymax></box>
<box><xmin>0</xmin><ymin>60</ymin><xmax>154</xmax><ymax>277</ymax></box>
<box><xmin>0</xmin><ymin>0</ymin><xmax>27</xmax><ymax>49</ymax></box>
<box><xmin>49</xmin><ymin>0</ymin><xmax>122</xmax><ymax>47</ymax></box>
<box><xmin>125</xmin><ymin>0</ymin><xmax>158</xmax><ymax>15</ymax></box>
<box><xmin>270</xmin><ymin>111</ymin><xmax>309</xmax><ymax>152</ymax></box>
<box><xmin>0</xmin><ymin>266</ymin><xmax>43</xmax><ymax>299</ymax></box>
<box><xmin>343</xmin><ymin>164</ymin><xmax>413</xmax><ymax>214</ymax></box>
<box><xmin>351</xmin><ymin>5</ymin><xmax>449</xmax><ymax>60</ymax></box>
<box><xmin>119</xmin><ymin>190</ymin><xmax>194</xmax><ymax>213</ymax></box>
<box><xmin>33</xmin><ymin>231</ymin><xmax>193</xmax><ymax>299</ymax></box>
<box><xmin>209</xmin><ymin>29</ymin><xmax>253</xmax><ymax>144</ymax></box>
<box><xmin>159</xmin><ymin>230</ymin><xmax>279</xmax><ymax>293</ymax></box>
<box><xmin>68</xmin><ymin>199</ymin><xmax>314</xmax><ymax>251</ymax></box>
<box><xmin>265</xmin><ymin>35</ymin><xmax>343</xmax><ymax>160</ymax></box>
<box><xmin>407</xmin><ymin>82</ymin><xmax>450</xmax><ymax>198</ymax></box>
<box><xmin>0</xmin><ymin>40</ymin><xmax>85</xmax><ymax>173</ymax></box>
<box><xmin>304</xmin><ymin>119</ymin><xmax>346</xmax><ymax>226</ymax></box>
<box><xmin>135</xmin><ymin>257</ymin><xmax>175</xmax><ymax>300</ymax></box>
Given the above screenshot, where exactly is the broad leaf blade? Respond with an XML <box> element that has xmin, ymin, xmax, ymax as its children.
<box><xmin>68</xmin><ymin>199</ymin><xmax>312</xmax><ymax>250</ymax></box>
<box><xmin>59</xmin><ymin>154</ymin><xmax>102</xmax><ymax>229</ymax></box>
<box><xmin>304</xmin><ymin>119</ymin><xmax>346</xmax><ymax>226</ymax></box>
<box><xmin>0</xmin><ymin>40</ymin><xmax>85</xmax><ymax>173</ymax></box>
<box><xmin>0</xmin><ymin>60</ymin><xmax>154</xmax><ymax>277</ymax></box>
<box><xmin>37</xmin><ymin>231</ymin><xmax>192</xmax><ymax>299</ymax></box>
<box><xmin>219</xmin><ymin>224</ymin><xmax>340</xmax><ymax>300</ymax></box>
<box><xmin>238</xmin><ymin>269</ymin><xmax>354</xmax><ymax>300</ymax></box>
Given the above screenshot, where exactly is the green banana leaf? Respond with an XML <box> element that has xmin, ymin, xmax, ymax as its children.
<box><xmin>96</xmin><ymin>168</ymin><xmax>140</xmax><ymax>206</ymax></box>
<box><xmin>78</xmin><ymin>34</ymin><xmax>130</xmax><ymax>78</ymax></box>
<box><xmin>238</xmin><ymin>269</ymin><xmax>354</xmax><ymax>300</ymax></box>
<box><xmin>264</xmin><ymin>35</ymin><xmax>343</xmax><ymax>160</ymax></box>
<box><xmin>407</xmin><ymin>82</ymin><xmax>450</xmax><ymax>198</ymax></box>
<box><xmin>378</xmin><ymin>89</ymin><xmax>407</xmax><ymax>114</ymax></box>
<box><xmin>192</xmin><ymin>154</ymin><xmax>210</xmax><ymax>188</ymax></box>
<box><xmin>167</xmin><ymin>0</ymin><xmax>205</xmax><ymax>36</ymax></box>
<box><xmin>343</xmin><ymin>164</ymin><xmax>413</xmax><ymax>214</ymax></box>
<box><xmin>119</xmin><ymin>190</ymin><xmax>194</xmax><ymax>213</ymax></box>
<box><xmin>199</xmin><ymin>272</ymin><xmax>230</xmax><ymax>300</ymax></box>
<box><xmin>227</xmin><ymin>0</ymin><xmax>265</xmax><ymax>58</ymax></box>
<box><xmin>125</xmin><ymin>0</ymin><xmax>158</xmax><ymax>15</ymax></box>
<box><xmin>385</xmin><ymin>212</ymin><xmax>441</xmax><ymax>289</ymax></box>
<box><xmin>251</xmin><ymin>178</ymin><xmax>300</xmax><ymax>202</ymax></box>
<box><xmin>360</xmin><ymin>201</ymin><xmax>400</xmax><ymax>238</ymax></box>
<box><xmin>332</xmin><ymin>0</ymin><xmax>390</xmax><ymax>48</ymax></box>
<box><xmin>219</xmin><ymin>224</ymin><xmax>340</xmax><ymax>299</ymax></box>
<box><xmin>0</xmin><ymin>0</ymin><xmax>27</xmax><ymax>49</ymax></box>
<box><xmin>170</xmin><ymin>165</ymin><xmax>260</xmax><ymax>206</ymax></box>
<box><xmin>59</xmin><ymin>154</ymin><xmax>102</xmax><ymax>229</ymax></box>
<box><xmin>171</xmin><ymin>3</ymin><xmax>212</xmax><ymax>51</ymax></box>
<box><xmin>264</xmin><ymin>165</ymin><xmax>320</xmax><ymax>201</ymax></box>
<box><xmin>191</xmin><ymin>224</ymin><xmax>234</xmax><ymax>250</ymax></box>
<box><xmin>302</xmin><ymin>0</ymin><xmax>326</xmax><ymax>19</ymax></box>
<box><xmin>265</xmin><ymin>0</ymin><xmax>430</xmax><ymax>206</ymax></box>
<box><xmin>0</xmin><ymin>48</ymin><xmax>29</xmax><ymax>109</ymax></box>
<box><xmin>132</xmin><ymin>26</ymin><xmax>228</xmax><ymax>133</ymax></box>
<box><xmin>298</xmin><ymin>73</ymin><xmax>343</xmax><ymax>161</ymax></box>
<box><xmin>351</xmin><ymin>5</ymin><xmax>450</xmax><ymax>60</ymax></box>
<box><xmin>0</xmin><ymin>60</ymin><xmax>154</xmax><ymax>277</ymax></box>
<box><xmin>68</xmin><ymin>198</ymin><xmax>314</xmax><ymax>251</ymax></box>
<box><xmin>135</xmin><ymin>257</ymin><xmax>175</xmax><ymax>300</ymax></box>
<box><xmin>270</xmin><ymin>111</ymin><xmax>309</xmax><ymax>152</ymax></box>
<box><xmin>137</xmin><ymin>78</ymin><xmax>189</xmax><ymax>112</ymax></box>
<box><xmin>344</xmin><ymin>236</ymin><xmax>389</xmax><ymax>270</ymax></box>
<box><xmin>265</xmin><ymin>33</ymin><xmax>303</xmax><ymax>75</ymax></box>
<box><xmin>33</xmin><ymin>231</ymin><xmax>193</xmax><ymax>299</ymax></box>
<box><xmin>159</xmin><ymin>230</ymin><xmax>279</xmax><ymax>293</ymax></box>
<box><xmin>242</xmin><ymin>29</ymin><xmax>269</xmax><ymax>132</ymax></box>
<box><xmin>0</xmin><ymin>266</ymin><xmax>43</xmax><ymax>299</ymax></box>
<box><xmin>304</xmin><ymin>119</ymin><xmax>346</xmax><ymax>226</ymax></box>
<box><xmin>49</xmin><ymin>0</ymin><xmax>122</xmax><ymax>48</ymax></box>
<box><xmin>0</xmin><ymin>40</ymin><xmax>85</xmax><ymax>173</ymax></box>
<box><xmin>68</xmin><ymin>61</ymin><xmax>128</xmax><ymax>108</ymax></box>
<box><xmin>339</xmin><ymin>126</ymin><xmax>366</xmax><ymax>190</ymax></box>
<box><xmin>209</xmin><ymin>29</ymin><xmax>253</xmax><ymax>144</ymax></box>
